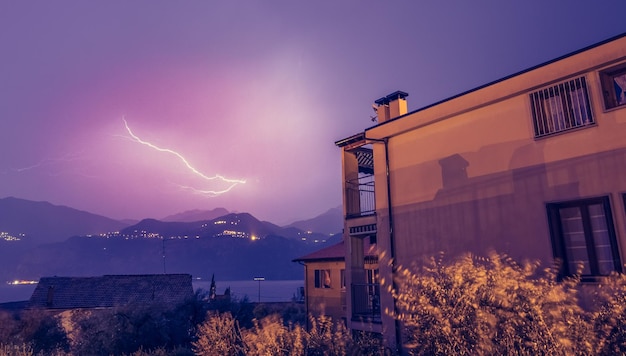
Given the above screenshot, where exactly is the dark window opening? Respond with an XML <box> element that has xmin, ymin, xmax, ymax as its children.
<box><xmin>547</xmin><ymin>196</ymin><xmax>621</xmax><ymax>279</ymax></box>
<box><xmin>600</xmin><ymin>62</ymin><xmax>626</xmax><ymax>110</ymax></box>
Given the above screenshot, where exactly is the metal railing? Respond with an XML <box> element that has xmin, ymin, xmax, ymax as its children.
<box><xmin>346</xmin><ymin>174</ymin><xmax>375</xmax><ymax>218</ymax></box>
<box><xmin>530</xmin><ymin>76</ymin><xmax>594</xmax><ymax>137</ymax></box>
<box><xmin>351</xmin><ymin>283</ymin><xmax>381</xmax><ymax>320</ymax></box>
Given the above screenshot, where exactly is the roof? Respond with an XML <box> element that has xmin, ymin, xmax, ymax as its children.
<box><xmin>293</xmin><ymin>241</ymin><xmax>346</xmax><ymax>262</ymax></box>
<box><xmin>28</xmin><ymin>274</ymin><xmax>194</xmax><ymax>309</ymax></box>
<box><xmin>293</xmin><ymin>240</ymin><xmax>377</xmax><ymax>263</ymax></box>
<box><xmin>336</xmin><ymin>32</ymin><xmax>626</xmax><ymax>144</ymax></box>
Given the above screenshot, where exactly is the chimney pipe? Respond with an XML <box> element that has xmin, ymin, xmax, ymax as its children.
<box><xmin>374</xmin><ymin>91</ymin><xmax>408</xmax><ymax>123</ymax></box>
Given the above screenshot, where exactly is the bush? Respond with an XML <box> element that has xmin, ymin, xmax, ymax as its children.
<box><xmin>593</xmin><ymin>272</ymin><xmax>626</xmax><ymax>355</ymax></box>
<box><xmin>193</xmin><ymin>312</ymin><xmax>382</xmax><ymax>356</ymax></box>
<box><xmin>241</xmin><ymin>314</ymin><xmax>301</xmax><ymax>356</ymax></box>
<box><xmin>70</xmin><ymin>301</ymin><xmax>198</xmax><ymax>356</ymax></box>
<box><xmin>192</xmin><ymin>312</ymin><xmax>245</xmax><ymax>356</ymax></box>
<box><xmin>386</xmin><ymin>252</ymin><xmax>593</xmax><ymax>355</ymax></box>
<box><xmin>10</xmin><ymin>310</ymin><xmax>69</xmax><ymax>354</ymax></box>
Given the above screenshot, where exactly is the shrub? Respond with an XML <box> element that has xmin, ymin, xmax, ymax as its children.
<box><xmin>241</xmin><ymin>314</ymin><xmax>297</xmax><ymax>356</ymax></box>
<box><xmin>192</xmin><ymin>312</ymin><xmax>244</xmax><ymax>356</ymax></box>
<box><xmin>13</xmin><ymin>310</ymin><xmax>69</xmax><ymax>354</ymax></box>
<box><xmin>593</xmin><ymin>272</ymin><xmax>626</xmax><ymax>355</ymax></box>
<box><xmin>386</xmin><ymin>252</ymin><xmax>594</xmax><ymax>355</ymax></box>
<box><xmin>306</xmin><ymin>314</ymin><xmax>352</xmax><ymax>356</ymax></box>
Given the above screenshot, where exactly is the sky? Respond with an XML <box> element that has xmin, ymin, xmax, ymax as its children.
<box><xmin>1</xmin><ymin>1</ymin><xmax>625</xmax><ymax>225</ymax></box>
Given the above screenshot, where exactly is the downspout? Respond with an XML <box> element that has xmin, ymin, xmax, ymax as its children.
<box><xmin>367</xmin><ymin>136</ymin><xmax>402</xmax><ymax>352</ymax></box>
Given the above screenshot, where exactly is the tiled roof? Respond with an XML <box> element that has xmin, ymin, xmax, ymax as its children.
<box><xmin>293</xmin><ymin>241</ymin><xmax>345</xmax><ymax>262</ymax></box>
<box><xmin>293</xmin><ymin>240</ymin><xmax>377</xmax><ymax>262</ymax></box>
<box><xmin>27</xmin><ymin>274</ymin><xmax>194</xmax><ymax>309</ymax></box>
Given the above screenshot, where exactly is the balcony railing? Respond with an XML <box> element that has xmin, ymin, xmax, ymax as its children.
<box><xmin>346</xmin><ymin>174</ymin><xmax>375</xmax><ymax>218</ymax></box>
<box><xmin>351</xmin><ymin>283</ymin><xmax>381</xmax><ymax>321</ymax></box>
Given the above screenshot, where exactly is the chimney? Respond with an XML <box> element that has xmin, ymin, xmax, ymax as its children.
<box><xmin>373</xmin><ymin>91</ymin><xmax>408</xmax><ymax>123</ymax></box>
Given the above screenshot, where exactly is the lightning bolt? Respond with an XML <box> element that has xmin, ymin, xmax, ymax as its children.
<box><xmin>123</xmin><ymin>118</ymin><xmax>246</xmax><ymax>196</ymax></box>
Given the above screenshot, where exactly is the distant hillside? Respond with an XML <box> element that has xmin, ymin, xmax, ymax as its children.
<box><xmin>121</xmin><ymin>212</ymin><xmax>328</xmax><ymax>242</ymax></box>
<box><xmin>0</xmin><ymin>198</ymin><xmax>341</xmax><ymax>285</ymax></box>
<box><xmin>285</xmin><ymin>206</ymin><xmax>343</xmax><ymax>235</ymax></box>
<box><xmin>0</xmin><ymin>197</ymin><xmax>129</xmax><ymax>244</ymax></box>
<box><xmin>161</xmin><ymin>208</ymin><xmax>230</xmax><ymax>222</ymax></box>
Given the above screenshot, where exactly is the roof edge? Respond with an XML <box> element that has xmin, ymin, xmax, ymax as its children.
<box><xmin>365</xmin><ymin>31</ymin><xmax>626</xmax><ymax>132</ymax></box>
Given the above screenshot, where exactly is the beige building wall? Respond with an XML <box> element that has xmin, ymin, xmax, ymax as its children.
<box><xmin>303</xmin><ymin>260</ymin><xmax>346</xmax><ymax>325</ymax></box>
<box><xmin>367</xmin><ymin>35</ymin><xmax>626</xmax><ymax>266</ymax></box>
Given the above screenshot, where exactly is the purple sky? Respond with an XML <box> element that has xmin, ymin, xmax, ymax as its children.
<box><xmin>1</xmin><ymin>1</ymin><xmax>625</xmax><ymax>224</ymax></box>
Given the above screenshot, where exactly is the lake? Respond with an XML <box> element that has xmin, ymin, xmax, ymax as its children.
<box><xmin>194</xmin><ymin>279</ymin><xmax>304</xmax><ymax>303</ymax></box>
<box><xmin>0</xmin><ymin>279</ymin><xmax>304</xmax><ymax>304</ymax></box>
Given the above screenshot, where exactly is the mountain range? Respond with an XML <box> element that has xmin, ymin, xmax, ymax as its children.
<box><xmin>0</xmin><ymin>197</ymin><xmax>127</xmax><ymax>245</ymax></box>
<box><xmin>0</xmin><ymin>197</ymin><xmax>343</xmax><ymax>290</ymax></box>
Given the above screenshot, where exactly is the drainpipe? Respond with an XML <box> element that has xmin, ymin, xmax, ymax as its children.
<box><xmin>367</xmin><ymin>136</ymin><xmax>401</xmax><ymax>352</ymax></box>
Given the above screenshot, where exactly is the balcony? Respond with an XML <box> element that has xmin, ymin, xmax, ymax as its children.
<box><xmin>351</xmin><ymin>283</ymin><xmax>381</xmax><ymax>322</ymax></box>
<box><xmin>346</xmin><ymin>173</ymin><xmax>375</xmax><ymax>218</ymax></box>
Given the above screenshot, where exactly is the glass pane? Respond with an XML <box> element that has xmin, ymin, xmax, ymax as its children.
<box><xmin>570</xmin><ymin>87</ymin><xmax>591</xmax><ymax>125</ymax></box>
<box><xmin>589</xmin><ymin>204</ymin><xmax>616</xmax><ymax>275</ymax></box>
<box><xmin>560</xmin><ymin>207</ymin><xmax>591</xmax><ymax>274</ymax></box>
<box><xmin>614</xmin><ymin>73</ymin><xmax>626</xmax><ymax>106</ymax></box>
<box><xmin>544</xmin><ymin>94</ymin><xmax>565</xmax><ymax>132</ymax></box>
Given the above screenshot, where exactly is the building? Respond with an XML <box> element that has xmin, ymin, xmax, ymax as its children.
<box><xmin>28</xmin><ymin>274</ymin><xmax>194</xmax><ymax>310</ymax></box>
<box><xmin>336</xmin><ymin>33</ymin><xmax>626</xmax><ymax>350</ymax></box>
<box><xmin>293</xmin><ymin>240</ymin><xmax>378</xmax><ymax>327</ymax></box>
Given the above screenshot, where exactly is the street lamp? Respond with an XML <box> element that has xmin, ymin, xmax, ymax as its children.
<box><xmin>253</xmin><ymin>277</ymin><xmax>265</xmax><ymax>302</ymax></box>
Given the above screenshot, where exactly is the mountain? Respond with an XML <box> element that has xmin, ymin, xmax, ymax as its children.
<box><xmin>161</xmin><ymin>208</ymin><xmax>230</xmax><ymax>222</ymax></box>
<box><xmin>0</xmin><ymin>197</ymin><xmax>341</xmax><ymax>288</ymax></box>
<box><xmin>0</xmin><ymin>197</ymin><xmax>129</xmax><ymax>244</ymax></box>
<box><xmin>285</xmin><ymin>206</ymin><xmax>343</xmax><ymax>235</ymax></box>
<box><xmin>120</xmin><ymin>212</ymin><xmax>328</xmax><ymax>242</ymax></box>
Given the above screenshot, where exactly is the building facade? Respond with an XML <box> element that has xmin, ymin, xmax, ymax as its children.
<box><xmin>336</xmin><ymin>33</ymin><xmax>626</xmax><ymax>351</ymax></box>
<box><xmin>293</xmin><ymin>240</ymin><xmax>378</xmax><ymax>328</ymax></box>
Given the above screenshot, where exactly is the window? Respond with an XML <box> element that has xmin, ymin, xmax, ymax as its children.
<box><xmin>547</xmin><ymin>197</ymin><xmax>621</xmax><ymax>279</ymax></box>
<box><xmin>366</xmin><ymin>268</ymin><xmax>379</xmax><ymax>284</ymax></box>
<box><xmin>600</xmin><ymin>62</ymin><xmax>626</xmax><ymax>110</ymax></box>
<box><xmin>530</xmin><ymin>76</ymin><xmax>594</xmax><ymax>137</ymax></box>
<box><xmin>314</xmin><ymin>269</ymin><xmax>331</xmax><ymax>289</ymax></box>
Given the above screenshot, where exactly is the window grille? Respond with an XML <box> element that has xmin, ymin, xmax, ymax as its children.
<box><xmin>530</xmin><ymin>76</ymin><xmax>594</xmax><ymax>137</ymax></box>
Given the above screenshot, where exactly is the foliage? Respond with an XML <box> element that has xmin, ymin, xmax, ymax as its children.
<box><xmin>5</xmin><ymin>310</ymin><xmax>70</xmax><ymax>354</ymax></box>
<box><xmin>252</xmin><ymin>302</ymin><xmax>306</xmax><ymax>326</ymax></box>
<box><xmin>241</xmin><ymin>314</ymin><xmax>301</xmax><ymax>356</ymax></box>
<box><xmin>192</xmin><ymin>312</ymin><xmax>245</xmax><ymax>356</ymax></box>
<box><xmin>592</xmin><ymin>271</ymin><xmax>626</xmax><ymax>355</ymax></box>
<box><xmin>306</xmin><ymin>314</ymin><xmax>352</xmax><ymax>356</ymax></box>
<box><xmin>386</xmin><ymin>252</ymin><xmax>593</xmax><ymax>355</ymax></box>
<box><xmin>69</xmin><ymin>297</ymin><xmax>201</xmax><ymax>356</ymax></box>
<box><xmin>193</xmin><ymin>312</ymin><xmax>385</xmax><ymax>356</ymax></box>
<box><xmin>0</xmin><ymin>343</ymin><xmax>33</xmax><ymax>356</ymax></box>
<box><xmin>351</xmin><ymin>331</ymin><xmax>389</xmax><ymax>356</ymax></box>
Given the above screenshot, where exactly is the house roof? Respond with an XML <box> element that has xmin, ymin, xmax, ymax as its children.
<box><xmin>293</xmin><ymin>241</ymin><xmax>346</xmax><ymax>262</ymax></box>
<box><xmin>336</xmin><ymin>32</ymin><xmax>626</xmax><ymax>145</ymax></box>
<box><xmin>28</xmin><ymin>274</ymin><xmax>194</xmax><ymax>309</ymax></box>
<box><xmin>293</xmin><ymin>240</ymin><xmax>377</xmax><ymax>263</ymax></box>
